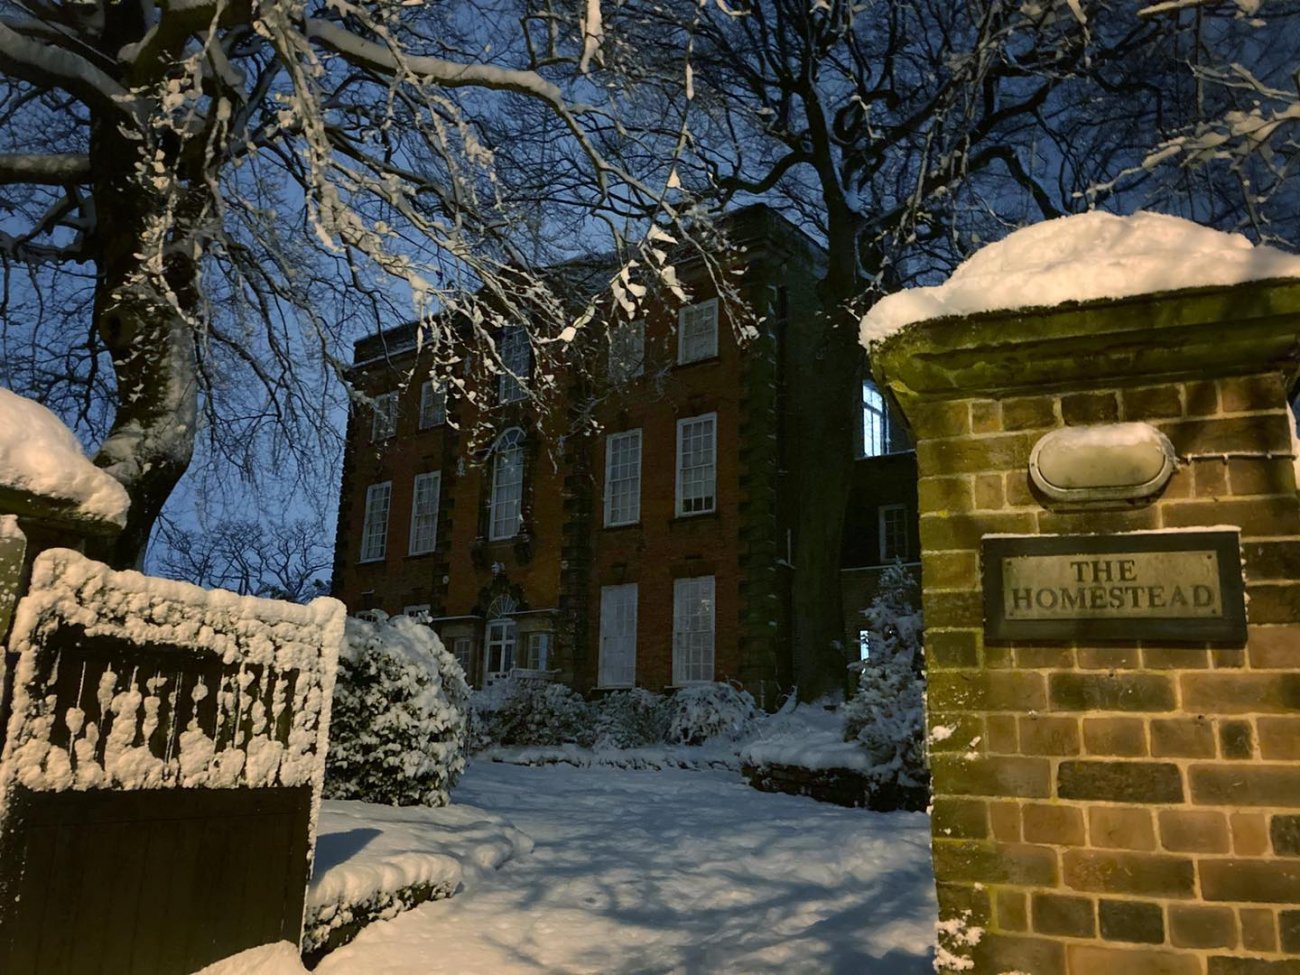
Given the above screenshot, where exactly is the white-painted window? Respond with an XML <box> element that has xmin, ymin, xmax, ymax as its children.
<box><xmin>404</xmin><ymin>604</ymin><xmax>431</xmax><ymax>621</ymax></box>
<box><xmin>879</xmin><ymin>504</ymin><xmax>908</xmax><ymax>563</ymax></box>
<box><xmin>523</xmin><ymin>632</ymin><xmax>552</xmax><ymax>671</ymax></box>
<box><xmin>489</xmin><ymin>428</ymin><xmax>525</xmax><ymax>540</ymax></box>
<box><xmin>371</xmin><ymin>392</ymin><xmax>398</xmax><ymax>441</ymax></box>
<box><xmin>672</xmin><ymin>576</ymin><xmax>715</xmax><ymax>684</ymax></box>
<box><xmin>360</xmin><ymin>481</ymin><xmax>392</xmax><ymax>562</ymax></box>
<box><xmin>862</xmin><ymin>379</ymin><xmax>887</xmax><ymax>457</ymax></box>
<box><xmin>604</xmin><ymin>429</ymin><xmax>642</xmax><ymax>527</ymax></box>
<box><xmin>609</xmin><ymin>319</ymin><xmax>645</xmax><ymax>382</ymax></box>
<box><xmin>452</xmin><ymin>637</ymin><xmax>474</xmax><ymax>680</ymax></box>
<box><xmin>484</xmin><ymin>618</ymin><xmax>517</xmax><ymax>681</ymax></box>
<box><xmin>498</xmin><ymin>327</ymin><xmax>529</xmax><ymax>403</ymax></box>
<box><xmin>419</xmin><ymin>380</ymin><xmax>447</xmax><ymax>428</ymax></box>
<box><xmin>677</xmin><ymin>299</ymin><xmax>719</xmax><ymax>364</ymax></box>
<box><xmin>409</xmin><ymin>472</ymin><xmax>441</xmax><ymax>555</ymax></box>
<box><xmin>599</xmin><ymin>584</ymin><xmax>638</xmax><ymax>687</ymax></box>
<box><xmin>676</xmin><ymin>413</ymin><xmax>717</xmax><ymax>516</ymax></box>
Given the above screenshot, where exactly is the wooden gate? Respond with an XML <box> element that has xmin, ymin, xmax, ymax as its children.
<box><xmin>0</xmin><ymin>549</ymin><xmax>344</xmax><ymax>974</ymax></box>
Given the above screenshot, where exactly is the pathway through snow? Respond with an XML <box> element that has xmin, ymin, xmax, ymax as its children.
<box><xmin>316</xmin><ymin>762</ymin><xmax>936</xmax><ymax>974</ymax></box>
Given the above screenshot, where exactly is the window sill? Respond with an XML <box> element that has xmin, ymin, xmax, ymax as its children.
<box><xmin>358</xmin><ymin>556</ymin><xmax>387</xmax><ymax>565</ymax></box>
<box><xmin>603</xmin><ymin>520</ymin><xmax>642</xmax><ymax>531</ymax></box>
<box><xmin>407</xmin><ymin>549</ymin><xmax>437</xmax><ymax>558</ymax></box>
<box><xmin>674</xmin><ymin>354</ymin><xmax>720</xmax><ymax>369</ymax></box>
<box><xmin>672</xmin><ymin>508</ymin><xmax>718</xmax><ymax>522</ymax></box>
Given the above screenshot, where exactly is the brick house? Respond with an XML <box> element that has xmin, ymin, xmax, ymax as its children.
<box><xmin>330</xmin><ymin>205</ymin><xmax>919</xmax><ymax>705</ymax></box>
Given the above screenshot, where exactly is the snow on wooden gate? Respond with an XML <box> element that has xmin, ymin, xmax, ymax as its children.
<box><xmin>0</xmin><ymin>548</ymin><xmax>344</xmax><ymax>975</ymax></box>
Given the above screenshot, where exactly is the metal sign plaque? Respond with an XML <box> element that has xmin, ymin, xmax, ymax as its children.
<box><xmin>982</xmin><ymin>531</ymin><xmax>1246</xmax><ymax>643</ymax></box>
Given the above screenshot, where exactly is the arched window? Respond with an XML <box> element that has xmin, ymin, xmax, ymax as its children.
<box><xmin>489</xmin><ymin>428</ymin><xmax>525</xmax><ymax>540</ymax></box>
<box><xmin>862</xmin><ymin>379</ymin><xmax>888</xmax><ymax>457</ymax></box>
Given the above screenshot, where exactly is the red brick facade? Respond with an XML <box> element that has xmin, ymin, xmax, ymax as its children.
<box><xmin>331</xmin><ymin>206</ymin><xmax>910</xmax><ymax>705</ymax></box>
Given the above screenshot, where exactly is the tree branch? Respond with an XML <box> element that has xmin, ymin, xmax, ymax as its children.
<box><xmin>0</xmin><ymin>22</ymin><xmax>139</xmax><ymax>120</ymax></box>
<box><xmin>0</xmin><ymin>153</ymin><xmax>90</xmax><ymax>184</ymax></box>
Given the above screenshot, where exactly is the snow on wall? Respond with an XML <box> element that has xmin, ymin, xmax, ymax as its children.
<box><xmin>0</xmin><ymin>549</ymin><xmax>344</xmax><ymax>805</ymax></box>
<box><xmin>0</xmin><ymin>386</ymin><xmax>130</xmax><ymax>527</ymax></box>
<box><xmin>860</xmin><ymin>211</ymin><xmax>1300</xmax><ymax>345</ymax></box>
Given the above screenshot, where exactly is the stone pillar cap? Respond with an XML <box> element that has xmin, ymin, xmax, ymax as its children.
<box><xmin>870</xmin><ymin>277</ymin><xmax>1300</xmax><ymax>405</ymax></box>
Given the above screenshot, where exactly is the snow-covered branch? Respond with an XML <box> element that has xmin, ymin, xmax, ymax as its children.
<box><xmin>0</xmin><ymin>153</ymin><xmax>90</xmax><ymax>185</ymax></box>
<box><xmin>0</xmin><ymin>22</ymin><xmax>140</xmax><ymax>121</ymax></box>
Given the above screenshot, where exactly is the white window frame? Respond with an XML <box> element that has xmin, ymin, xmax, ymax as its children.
<box><xmin>598</xmin><ymin>584</ymin><xmax>638</xmax><ymax>688</ymax></box>
<box><xmin>603</xmin><ymin>429</ymin><xmax>642</xmax><ymax>527</ymax></box>
<box><xmin>488</xmin><ymin>428</ymin><xmax>525</xmax><ymax>541</ymax></box>
<box><xmin>409</xmin><ymin>471</ymin><xmax>441</xmax><ymax>555</ymax></box>
<box><xmin>672</xmin><ymin>576</ymin><xmax>715</xmax><ymax>684</ymax></box>
<box><xmin>484</xmin><ymin>618</ymin><xmax>517</xmax><ymax>681</ymax></box>
<box><xmin>452</xmin><ymin>637</ymin><xmax>474</xmax><ymax>680</ymax></box>
<box><xmin>677</xmin><ymin>299</ymin><xmax>719</xmax><ymax>364</ymax></box>
<box><xmin>419</xmin><ymin>380</ymin><xmax>447</xmax><ymax>428</ymax></box>
<box><xmin>404</xmin><ymin>604</ymin><xmax>431</xmax><ymax>621</ymax></box>
<box><xmin>360</xmin><ymin>481</ymin><xmax>392</xmax><ymax>562</ymax></box>
<box><xmin>879</xmin><ymin>504</ymin><xmax>908</xmax><ymax>563</ymax></box>
<box><xmin>862</xmin><ymin>379</ymin><xmax>888</xmax><ymax>457</ymax></box>
<box><xmin>675</xmin><ymin>413</ymin><xmax>717</xmax><ymax>517</ymax></box>
<box><xmin>498</xmin><ymin>327</ymin><xmax>529</xmax><ymax>404</ymax></box>
<box><xmin>371</xmin><ymin>392</ymin><xmax>398</xmax><ymax>441</ymax></box>
<box><xmin>609</xmin><ymin>319</ymin><xmax>645</xmax><ymax>383</ymax></box>
<box><xmin>522</xmin><ymin>631</ymin><xmax>552</xmax><ymax>672</ymax></box>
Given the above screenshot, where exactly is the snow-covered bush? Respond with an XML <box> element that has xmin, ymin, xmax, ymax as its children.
<box><xmin>325</xmin><ymin>614</ymin><xmax>470</xmax><ymax>807</ymax></box>
<box><xmin>590</xmin><ymin>689</ymin><xmax>670</xmax><ymax>749</ymax></box>
<box><xmin>667</xmin><ymin>683</ymin><xmax>758</xmax><ymax>745</ymax></box>
<box><xmin>469</xmin><ymin>677</ymin><xmax>592</xmax><ymax>748</ymax></box>
<box><xmin>843</xmin><ymin>563</ymin><xmax>927</xmax><ymax>796</ymax></box>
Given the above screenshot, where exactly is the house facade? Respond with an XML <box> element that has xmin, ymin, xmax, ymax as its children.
<box><xmin>331</xmin><ymin>206</ymin><xmax>919</xmax><ymax>706</ymax></box>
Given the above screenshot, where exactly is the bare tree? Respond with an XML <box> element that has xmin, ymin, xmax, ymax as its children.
<box><xmin>663</xmin><ymin>0</ymin><xmax>1296</xmax><ymax>697</ymax></box>
<box><xmin>153</xmin><ymin>515</ymin><xmax>332</xmax><ymax>601</ymax></box>
<box><xmin>0</xmin><ymin>0</ymin><xmax>716</xmax><ymax>567</ymax></box>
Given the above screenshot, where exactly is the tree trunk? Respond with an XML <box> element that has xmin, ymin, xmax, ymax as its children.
<box><xmin>786</xmin><ymin>232</ymin><xmax>864</xmax><ymax>701</ymax></box>
<box><xmin>84</xmin><ymin>116</ymin><xmax>199</xmax><ymax>569</ymax></box>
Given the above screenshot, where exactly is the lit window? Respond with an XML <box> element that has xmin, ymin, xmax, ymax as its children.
<box><xmin>610</xmin><ymin>319</ymin><xmax>645</xmax><ymax>383</ymax></box>
<box><xmin>371</xmin><ymin>392</ymin><xmax>398</xmax><ymax>441</ymax></box>
<box><xmin>676</xmin><ymin>413</ymin><xmax>716</xmax><ymax>516</ymax></box>
<box><xmin>409</xmin><ymin>472</ymin><xmax>441</xmax><ymax>555</ymax></box>
<box><xmin>677</xmin><ymin>299</ymin><xmax>718</xmax><ymax>364</ymax></box>
<box><xmin>604</xmin><ymin>429</ymin><xmax>642</xmax><ymax>527</ymax></box>
<box><xmin>360</xmin><ymin>482</ymin><xmax>392</xmax><ymax>562</ymax></box>
<box><xmin>489</xmin><ymin>428</ymin><xmax>525</xmax><ymax>540</ymax></box>
<box><xmin>419</xmin><ymin>380</ymin><xmax>447</xmax><ymax>428</ymax></box>
<box><xmin>879</xmin><ymin>504</ymin><xmax>908</xmax><ymax>563</ymax></box>
<box><xmin>523</xmin><ymin>632</ymin><xmax>552</xmax><ymax>671</ymax></box>
<box><xmin>484</xmin><ymin>618</ymin><xmax>517</xmax><ymax>681</ymax></box>
<box><xmin>498</xmin><ymin>327</ymin><xmax>529</xmax><ymax>403</ymax></box>
<box><xmin>858</xmin><ymin>630</ymin><xmax>872</xmax><ymax>661</ymax></box>
<box><xmin>862</xmin><ymin>380</ymin><xmax>887</xmax><ymax>457</ymax></box>
<box><xmin>599</xmin><ymin>584</ymin><xmax>638</xmax><ymax>687</ymax></box>
<box><xmin>673</xmin><ymin>576</ymin><xmax>715</xmax><ymax>684</ymax></box>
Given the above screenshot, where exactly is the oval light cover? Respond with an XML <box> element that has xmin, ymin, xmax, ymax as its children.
<box><xmin>1029</xmin><ymin>422</ymin><xmax>1176</xmax><ymax>502</ymax></box>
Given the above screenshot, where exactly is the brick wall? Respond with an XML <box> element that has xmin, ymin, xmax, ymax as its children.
<box><xmin>874</xmin><ymin>280</ymin><xmax>1300</xmax><ymax>974</ymax></box>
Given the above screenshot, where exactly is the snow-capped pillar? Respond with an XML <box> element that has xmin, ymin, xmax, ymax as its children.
<box><xmin>871</xmin><ymin>276</ymin><xmax>1300</xmax><ymax>974</ymax></box>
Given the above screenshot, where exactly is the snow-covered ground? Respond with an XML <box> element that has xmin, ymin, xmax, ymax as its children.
<box><xmin>315</xmin><ymin>761</ymin><xmax>937</xmax><ymax>974</ymax></box>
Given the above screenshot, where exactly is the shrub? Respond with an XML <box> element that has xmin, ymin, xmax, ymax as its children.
<box><xmin>843</xmin><ymin>563</ymin><xmax>927</xmax><ymax>793</ymax></box>
<box><xmin>325</xmin><ymin>614</ymin><xmax>470</xmax><ymax>806</ymax></box>
<box><xmin>666</xmin><ymin>683</ymin><xmax>758</xmax><ymax>745</ymax></box>
<box><xmin>590</xmin><ymin>689</ymin><xmax>670</xmax><ymax>749</ymax></box>
<box><xmin>469</xmin><ymin>677</ymin><xmax>592</xmax><ymax>748</ymax></box>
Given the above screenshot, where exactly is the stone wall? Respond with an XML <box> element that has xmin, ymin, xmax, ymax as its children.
<box><xmin>873</xmin><ymin>280</ymin><xmax>1300</xmax><ymax>974</ymax></box>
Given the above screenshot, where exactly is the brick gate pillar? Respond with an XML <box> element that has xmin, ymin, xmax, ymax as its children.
<box><xmin>871</xmin><ymin>278</ymin><xmax>1300</xmax><ymax>974</ymax></box>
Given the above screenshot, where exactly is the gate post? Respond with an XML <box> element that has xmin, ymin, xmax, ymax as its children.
<box><xmin>872</xmin><ymin>277</ymin><xmax>1300</xmax><ymax>973</ymax></box>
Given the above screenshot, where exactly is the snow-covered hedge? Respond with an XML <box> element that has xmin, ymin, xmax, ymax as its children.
<box><xmin>843</xmin><ymin>563</ymin><xmax>928</xmax><ymax>798</ymax></box>
<box><xmin>590</xmin><ymin>689</ymin><xmax>670</xmax><ymax>749</ymax></box>
<box><xmin>666</xmin><ymin>683</ymin><xmax>758</xmax><ymax>746</ymax></box>
<box><xmin>324</xmin><ymin>615</ymin><xmax>470</xmax><ymax>807</ymax></box>
<box><xmin>469</xmin><ymin>677</ymin><xmax>590</xmax><ymax>749</ymax></box>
